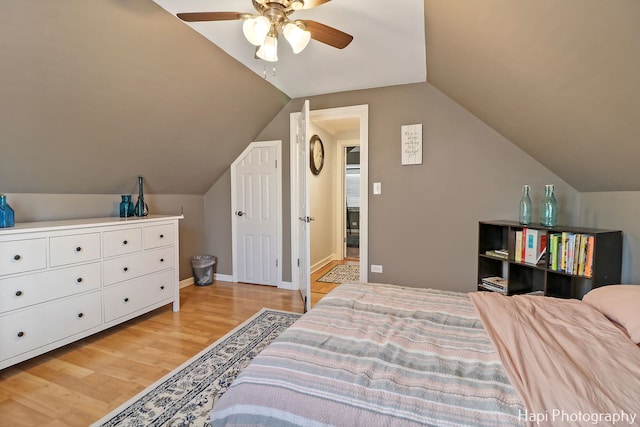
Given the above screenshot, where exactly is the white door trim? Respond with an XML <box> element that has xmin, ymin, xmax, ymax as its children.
<box><xmin>231</xmin><ymin>140</ymin><xmax>283</xmax><ymax>287</ymax></box>
<box><xmin>290</xmin><ymin>104</ymin><xmax>369</xmax><ymax>290</ymax></box>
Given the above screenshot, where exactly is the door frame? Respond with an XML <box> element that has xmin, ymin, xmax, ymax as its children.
<box><xmin>336</xmin><ymin>140</ymin><xmax>361</xmax><ymax>259</ymax></box>
<box><xmin>290</xmin><ymin>104</ymin><xmax>369</xmax><ymax>291</ymax></box>
<box><xmin>230</xmin><ymin>140</ymin><xmax>283</xmax><ymax>287</ymax></box>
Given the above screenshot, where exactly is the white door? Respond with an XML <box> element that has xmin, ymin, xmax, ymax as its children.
<box><xmin>232</xmin><ymin>142</ymin><xmax>279</xmax><ymax>286</ymax></box>
<box><xmin>296</xmin><ymin>101</ymin><xmax>311</xmax><ymax>311</ymax></box>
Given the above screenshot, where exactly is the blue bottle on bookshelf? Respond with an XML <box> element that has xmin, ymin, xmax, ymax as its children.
<box><xmin>0</xmin><ymin>194</ymin><xmax>15</xmax><ymax>228</ymax></box>
<box><xmin>519</xmin><ymin>185</ymin><xmax>532</xmax><ymax>225</ymax></box>
<box><xmin>540</xmin><ymin>184</ymin><xmax>558</xmax><ymax>227</ymax></box>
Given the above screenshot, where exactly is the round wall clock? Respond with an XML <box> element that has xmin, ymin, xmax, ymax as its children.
<box><xmin>309</xmin><ymin>134</ymin><xmax>325</xmax><ymax>175</ymax></box>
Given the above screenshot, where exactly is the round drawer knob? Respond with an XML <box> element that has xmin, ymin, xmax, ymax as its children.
<box><xmin>123</xmin><ymin>240</ymin><xmax>128</xmax><ymax>245</ymax></box>
<box><xmin>160</xmin><ymin>234</ymin><xmax>164</xmax><ymax>238</ymax></box>
<box><xmin>124</xmin><ymin>297</ymin><xmax>129</xmax><ymax>303</ymax></box>
<box><xmin>78</xmin><ymin>313</ymin><xmax>84</xmax><ymax>318</ymax></box>
<box><xmin>160</xmin><ymin>285</ymin><xmax>165</xmax><ymax>290</ymax></box>
<box><xmin>123</xmin><ymin>267</ymin><xmax>129</xmax><ymax>272</ymax></box>
<box><xmin>160</xmin><ymin>258</ymin><xmax>164</xmax><ymax>263</ymax></box>
<box><xmin>77</xmin><ymin>277</ymin><xmax>83</xmax><ymax>283</ymax></box>
<box><xmin>17</xmin><ymin>331</ymin><xmax>25</xmax><ymax>338</ymax></box>
<box><xmin>13</xmin><ymin>254</ymin><xmax>21</xmax><ymax>261</ymax></box>
<box><xmin>15</xmin><ymin>290</ymin><xmax>23</xmax><ymax>297</ymax></box>
<box><xmin>75</xmin><ymin>246</ymin><xmax>82</xmax><ymax>252</ymax></box>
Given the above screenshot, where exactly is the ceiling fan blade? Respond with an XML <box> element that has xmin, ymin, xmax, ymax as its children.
<box><xmin>303</xmin><ymin>20</ymin><xmax>353</xmax><ymax>49</ymax></box>
<box><xmin>299</xmin><ymin>0</ymin><xmax>332</xmax><ymax>9</ymax></box>
<box><xmin>177</xmin><ymin>12</ymin><xmax>244</xmax><ymax>22</ymax></box>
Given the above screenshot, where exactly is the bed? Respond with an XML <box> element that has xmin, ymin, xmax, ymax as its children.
<box><xmin>211</xmin><ymin>283</ymin><xmax>640</xmax><ymax>426</ymax></box>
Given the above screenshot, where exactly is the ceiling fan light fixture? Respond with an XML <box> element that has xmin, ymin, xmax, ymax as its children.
<box><xmin>256</xmin><ymin>30</ymin><xmax>279</xmax><ymax>62</ymax></box>
<box><xmin>283</xmin><ymin>22</ymin><xmax>311</xmax><ymax>54</ymax></box>
<box><xmin>242</xmin><ymin>15</ymin><xmax>270</xmax><ymax>46</ymax></box>
<box><xmin>289</xmin><ymin>0</ymin><xmax>304</xmax><ymax>10</ymax></box>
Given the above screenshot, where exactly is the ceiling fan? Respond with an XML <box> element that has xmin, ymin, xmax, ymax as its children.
<box><xmin>177</xmin><ymin>0</ymin><xmax>353</xmax><ymax>62</ymax></box>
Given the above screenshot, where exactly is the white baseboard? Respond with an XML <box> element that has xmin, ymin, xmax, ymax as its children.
<box><xmin>179</xmin><ymin>277</ymin><xmax>194</xmax><ymax>289</ymax></box>
<box><xmin>182</xmin><ymin>274</ymin><xmax>293</xmax><ymax>290</ymax></box>
<box><xmin>180</xmin><ymin>273</ymin><xmax>233</xmax><ymax>288</ymax></box>
<box><xmin>278</xmin><ymin>281</ymin><xmax>295</xmax><ymax>290</ymax></box>
<box><xmin>311</xmin><ymin>254</ymin><xmax>340</xmax><ymax>274</ymax></box>
<box><xmin>214</xmin><ymin>273</ymin><xmax>233</xmax><ymax>283</ymax></box>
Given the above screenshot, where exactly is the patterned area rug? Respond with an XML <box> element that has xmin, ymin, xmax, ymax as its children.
<box><xmin>317</xmin><ymin>264</ymin><xmax>360</xmax><ymax>283</ymax></box>
<box><xmin>91</xmin><ymin>308</ymin><xmax>301</xmax><ymax>427</ymax></box>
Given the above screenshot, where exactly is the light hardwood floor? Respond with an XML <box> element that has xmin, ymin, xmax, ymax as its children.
<box><xmin>310</xmin><ymin>258</ymin><xmax>358</xmax><ymax>307</ymax></box>
<box><xmin>0</xmin><ymin>281</ymin><xmax>305</xmax><ymax>427</ymax></box>
<box><xmin>0</xmin><ymin>262</ymin><xmax>356</xmax><ymax>427</ymax></box>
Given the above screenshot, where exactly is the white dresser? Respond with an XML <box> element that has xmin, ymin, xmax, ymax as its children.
<box><xmin>0</xmin><ymin>215</ymin><xmax>182</xmax><ymax>370</ymax></box>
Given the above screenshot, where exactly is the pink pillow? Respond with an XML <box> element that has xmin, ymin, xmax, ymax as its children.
<box><xmin>583</xmin><ymin>285</ymin><xmax>640</xmax><ymax>344</ymax></box>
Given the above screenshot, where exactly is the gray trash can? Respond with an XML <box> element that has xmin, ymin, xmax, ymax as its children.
<box><xmin>191</xmin><ymin>255</ymin><xmax>216</xmax><ymax>286</ymax></box>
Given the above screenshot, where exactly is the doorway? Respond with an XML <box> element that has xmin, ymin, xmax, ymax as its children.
<box><xmin>344</xmin><ymin>146</ymin><xmax>360</xmax><ymax>260</ymax></box>
<box><xmin>290</xmin><ymin>104</ymin><xmax>368</xmax><ymax>311</ymax></box>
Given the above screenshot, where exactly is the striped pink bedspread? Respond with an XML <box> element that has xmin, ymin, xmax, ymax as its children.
<box><xmin>211</xmin><ymin>283</ymin><xmax>524</xmax><ymax>426</ymax></box>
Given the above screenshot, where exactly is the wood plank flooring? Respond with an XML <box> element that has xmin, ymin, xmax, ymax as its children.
<box><xmin>0</xmin><ymin>261</ymin><xmax>356</xmax><ymax>427</ymax></box>
<box><xmin>310</xmin><ymin>258</ymin><xmax>359</xmax><ymax>307</ymax></box>
<box><xmin>0</xmin><ymin>281</ymin><xmax>304</xmax><ymax>427</ymax></box>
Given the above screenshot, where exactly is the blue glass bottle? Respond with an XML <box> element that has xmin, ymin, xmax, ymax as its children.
<box><xmin>0</xmin><ymin>194</ymin><xmax>15</xmax><ymax>228</ymax></box>
<box><xmin>134</xmin><ymin>176</ymin><xmax>149</xmax><ymax>217</ymax></box>
<box><xmin>519</xmin><ymin>185</ymin><xmax>532</xmax><ymax>225</ymax></box>
<box><xmin>119</xmin><ymin>195</ymin><xmax>134</xmax><ymax>218</ymax></box>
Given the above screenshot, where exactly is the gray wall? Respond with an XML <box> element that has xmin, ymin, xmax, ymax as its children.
<box><xmin>205</xmin><ymin>81</ymin><xmax>581</xmax><ymax>293</ymax></box>
<box><xmin>3</xmin><ymin>193</ymin><xmax>204</xmax><ymax>280</ymax></box>
<box><xmin>580</xmin><ymin>192</ymin><xmax>640</xmax><ymax>283</ymax></box>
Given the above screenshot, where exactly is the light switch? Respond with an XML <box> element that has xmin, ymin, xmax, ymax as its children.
<box><xmin>373</xmin><ymin>182</ymin><xmax>382</xmax><ymax>195</ymax></box>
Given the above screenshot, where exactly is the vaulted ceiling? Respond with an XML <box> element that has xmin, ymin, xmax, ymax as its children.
<box><xmin>1</xmin><ymin>0</ymin><xmax>639</xmax><ymax>194</ymax></box>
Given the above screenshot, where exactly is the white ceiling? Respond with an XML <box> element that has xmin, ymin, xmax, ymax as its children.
<box><xmin>151</xmin><ymin>0</ymin><xmax>427</xmax><ymax>98</ymax></box>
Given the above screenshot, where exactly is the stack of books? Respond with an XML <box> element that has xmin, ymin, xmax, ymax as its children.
<box><xmin>514</xmin><ymin>228</ymin><xmax>547</xmax><ymax>265</ymax></box>
<box><xmin>485</xmin><ymin>248</ymin><xmax>508</xmax><ymax>259</ymax></box>
<box><xmin>548</xmin><ymin>232</ymin><xmax>594</xmax><ymax>277</ymax></box>
<box><xmin>479</xmin><ymin>276</ymin><xmax>508</xmax><ymax>294</ymax></box>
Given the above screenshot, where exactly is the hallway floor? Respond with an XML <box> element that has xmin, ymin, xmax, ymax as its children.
<box><xmin>310</xmin><ymin>258</ymin><xmax>359</xmax><ymax>308</ymax></box>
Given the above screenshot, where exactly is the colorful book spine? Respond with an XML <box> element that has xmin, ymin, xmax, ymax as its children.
<box><xmin>584</xmin><ymin>235</ymin><xmax>595</xmax><ymax>277</ymax></box>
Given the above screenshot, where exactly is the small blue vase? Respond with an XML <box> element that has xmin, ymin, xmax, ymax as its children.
<box><xmin>120</xmin><ymin>195</ymin><xmax>134</xmax><ymax>218</ymax></box>
<box><xmin>0</xmin><ymin>194</ymin><xmax>15</xmax><ymax>228</ymax></box>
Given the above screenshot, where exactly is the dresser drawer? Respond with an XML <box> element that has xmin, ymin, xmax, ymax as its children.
<box><xmin>103</xmin><ymin>228</ymin><xmax>142</xmax><ymax>257</ymax></box>
<box><xmin>103</xmin><ymin>246</ymin><xmax>175</xmax><ymax>286</ymax></box>
<box><xmin>103</xmin><ymin>269</ymin><xmax>175</xmax><ymax>323</ymax></box>
<box><xmin>143</xmin><ymin>223</ymin><xmax>175</xmax><ymax>249</ymax></box>
<box><xmin>0</xmin><ymin>290</ymin><xmax>102</xmax><ymax>362</ymax></box>
<box><xmin>50</xmin><ymin>232</ymin><xmax>100</xmax><ymax>267</ymax></box>
<box><xmin>0</xmin><ymin>238</ymin><xmax>47</xmax><ymax>276</ymax></box>
<box><xmin>0</xmin><ymin>262</ymin><xmax>101</xmax><ymax>314</ymax></box>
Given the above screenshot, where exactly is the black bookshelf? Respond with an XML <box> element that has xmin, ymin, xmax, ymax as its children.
<box><xmin>477</xmin><ymin>220</ymin><xmax>622</xmax><ymax>299</ymax></box>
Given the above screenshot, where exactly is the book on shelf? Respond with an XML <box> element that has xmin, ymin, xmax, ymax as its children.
<box><xmin>479</xmin><ymin>276</ymin><xmax>508</xmax><ymax>294</ymax></box>
<box><xmin>515</xmin><ymin>230</ymin><xmax>523</xmax><ymax>262</ymax></box>
<box><xmin>485</xmin><ymin>249</ymin><xmax>508</xmax><ymax>259</ymax></box>
<box><xmin>524</xmin><ymin>229</ymin><xmax>547</xmax><ymax>265</ymax></box>
<box><xmin>549</xmin><ymin>232</ymin><xmax>594</xmax><ymax>277</ymax></box>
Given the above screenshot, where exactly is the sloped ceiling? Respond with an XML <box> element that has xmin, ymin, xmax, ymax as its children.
<box><xmin>151</xmin><ymin>0</ymin><xmax>427</xmax><ymax>98</ymax></box>
<box><xmin>424</xmin><ymin>0</ymin><xmax>640</xmax><ymax>192</ymax></box>
<box><xmin>0</xmin><ymin>0</ymin><xmax>288</xmax><ymax>195</ymax></box>
<box><xmin>1</xmin><ymin>1</ymin><xmax>639</xmax><ymax>195</ymax></box>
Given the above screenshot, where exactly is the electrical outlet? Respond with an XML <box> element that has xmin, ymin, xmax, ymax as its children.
<box><xmin>370</xmin><ymin>264</ymin><xmax>383</xmax><ymax>273</ymax></box>
<box><xmin>373</xmin><ymin>182</ymin><xmax>382</xmax><ymax>195</ymax></box>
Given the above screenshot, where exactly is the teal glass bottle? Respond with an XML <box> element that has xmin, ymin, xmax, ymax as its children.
<box><xmin>0</xmin><ymin>194</ymin><xmax>15</xmax><ymax>228</ymax></box>
<box><xmin>134</xmin><ymin>176</ymin><xmax>149</xmax><ymax>217</ymax></box>
<box><xmin>120</xmin><ymin>195</ymin><xmax>134</xmax><ymax>218</ymax></box>
<box><xmin>519</xmin><ymin>185</ymin><xmax>532</xmax><ymax>225</ymax></box>
<box><xmin>540</xmin><ymin>185</ymin><xmax>558</xmax><ymax>227</ymax></box>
